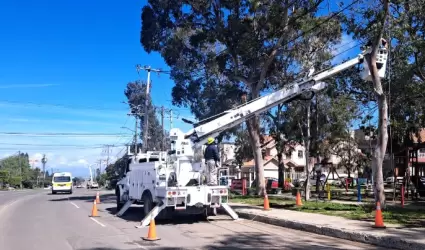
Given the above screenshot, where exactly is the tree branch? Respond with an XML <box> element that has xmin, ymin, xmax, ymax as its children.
<box><xmin>266</xmin><ymin>111</ymin><xmax>277</xmax><ymax>121</ymax></box>
<box><xmin>228</xmin><ymin>75</ymin><xmax>251</xmax><ymax>86</ymax></box>
<box><xmin>256</xmin><ymin>0</ymin><xmax>290</xmax><ymax>95</ymax></box>
<box><xmin>365</xmin><ymin>0</ymin><xmax>389</xmax><ymax>97</ymax></box>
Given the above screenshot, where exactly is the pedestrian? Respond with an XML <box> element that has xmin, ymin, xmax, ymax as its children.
<box><xmin>204</xmin><ymin>137</ymin><xmax>220</xmax><ymax>186</ymax></box>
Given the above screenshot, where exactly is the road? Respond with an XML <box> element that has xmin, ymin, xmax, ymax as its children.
<box><xmin>0</xmin><ymin>189</ymin><xmax>390</xmax><ymax>250</ymax></box>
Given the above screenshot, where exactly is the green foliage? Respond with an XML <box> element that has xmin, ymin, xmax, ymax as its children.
<box><xmin>234</xmin><ymin>128</ymin><xmax>253</xmax><ymax>167</ymax></box>
<box><xmin>0</xmin><ymin>153</ymin><xmax>42</xmax><ymax>188</ymax></box>
<box><xmin>104</xmin><ymin>156</ymin><xmax>130</xmax><ymax>189</ymax></box>
<box><xmin>124</xmin><ymin>81</ymin><xmax>167</xmax><ymax>151</ymax></box>
<box><xmin>8</xmin><ymin>176</ymin><xmax>22</xmax><ymax>186</ymax></box>
<box><xmin>141</xmin><ymin>0</ymin><xmax>342</xmax><ymax>134</ymax></box>
<box><xmin>342</xmin><ymin>0</ymin><xmax>425</xmax><ymax>150</ymax></box>
<box><xmin>98</xmin><ymin>173</ymin><xmax>107</xmax><ymax>187</ymax></box>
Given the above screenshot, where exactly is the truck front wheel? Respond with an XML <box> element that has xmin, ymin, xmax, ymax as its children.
<box><xmin>116</xmin><ymin>189</ymin><xmax>124</xmax><ymax>211</ymax></box>
<box><xmin>142</xmin><ymin>193</ymin><xmax>154</xmax><ymax>216</ymax></box>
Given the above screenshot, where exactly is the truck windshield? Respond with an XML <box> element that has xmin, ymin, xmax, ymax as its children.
<box><xmin>53</xmin><ymin>176</ymin><xmax>71</xmax><ymax>182</ymax></box>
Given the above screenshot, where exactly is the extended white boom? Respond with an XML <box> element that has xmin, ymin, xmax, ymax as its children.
<box><xmin>184</xmin><ymin>41</ymin><xmax>388</xmax><ymax>147</ymax></box>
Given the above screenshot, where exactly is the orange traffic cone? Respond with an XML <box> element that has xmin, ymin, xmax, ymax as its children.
<box><xmin>142</xmin><ymin>219</ymin><xmax>160</xmax><ymax>241</ymax></box>
<box><xmin>372</xmin><ymin>201</ymin><xmax>386</xmax><ymax>229</ymax></box>
<box><xmin>89</xmin><ymin>200</ymin><xmax>99</xmax><ymax>217</ymax></box>
<box><xmin>296</xmin><ymin>190</ymin><xmax>303</xmax><ymax>206</ymax></box>
<box><xmin>264</xmin><ymin>193</ymin><xmax>271</xmax><ymax>210</ymax></box>
<box><xmin>96</xmin><ymin>192</ymin><xmax>101</xmax><ymax>204</ymax></box>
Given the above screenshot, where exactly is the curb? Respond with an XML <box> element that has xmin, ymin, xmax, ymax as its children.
<box><xmin>236</xmin><ymin>210</ymin><xmax>425</xmax><ymax>250</ymax></box>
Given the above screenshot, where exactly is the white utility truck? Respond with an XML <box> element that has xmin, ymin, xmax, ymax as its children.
<box><xmin>86</xmin><ymin>164</ymin><xmax>99</xmax><ymax>189</ymax></box>
<box><xmin>115</xmin><ymin>40</ymin><xmax>389</xmax><ymax>228</ymax></box>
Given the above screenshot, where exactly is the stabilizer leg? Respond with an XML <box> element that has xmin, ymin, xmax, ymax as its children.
<box><xmin>221</xmin><ymin>203</ymin><xmax>239</xmax><ymax>220</ymax></box>
<box><xmin>116</xmin><ymin>200</ymin><xmax>134</xmax><ymax>217</ymax></box>
<box><xmin>136</xmin><ymin>201</ymin><xmax>167</xmax><ymax>228</ymax></box>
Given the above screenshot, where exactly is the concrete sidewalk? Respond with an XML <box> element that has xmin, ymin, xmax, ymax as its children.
<box><xmin>230</xmin><ymin>203</ymin><xmax>425</xmax><ymax>250</ymax></box>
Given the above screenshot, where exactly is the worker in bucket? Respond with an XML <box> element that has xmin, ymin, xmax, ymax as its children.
<box><xmin>204</xmin><ymin>137</ymin><xmax>220</xmax><ymax>186</ymax></box>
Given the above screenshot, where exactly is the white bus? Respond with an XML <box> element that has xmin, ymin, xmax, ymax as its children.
<box><xmin>51</xmin><ymin>172</ymin><xmax>73</xmax><ymax>194</ymax></box>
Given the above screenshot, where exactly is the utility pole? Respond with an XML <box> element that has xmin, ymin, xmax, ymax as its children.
<box><xmin>41</xmin><ymin>154</ymin><xmax>47</xmax><ymax>185</ymax></box>
<box><xmin>161</xmin><ymin>106</ymin><xmax>165</xmax><ymax>151</ymax></box>
<box><xmin>135</xmin><ymin>65</ymin><xmax>163</xmax><ymax>152</ymax></box>
<box><xmin>169</xmin><ymin>109</ymin><xmax>173</xmax><ymax>130</ymax></box>
<box><xmin>102</xmin><ymin>145</ymin><xmax>112</xmax><ymax>171</ymax></box>
<box><xmin>18</xmin><ymin>151</ymin><xmax>22</xmax><ymax>189</ymax></box>
<box><xmin>97</xmin><ymin>159</ymin><xmax>103</xmax><ymax>181</ymax></box>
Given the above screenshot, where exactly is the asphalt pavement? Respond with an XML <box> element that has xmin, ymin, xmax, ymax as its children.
<box><xmin>0</xmin><ymin>188</ymin><xmax>390</xmax><ymax>250</ymax></box>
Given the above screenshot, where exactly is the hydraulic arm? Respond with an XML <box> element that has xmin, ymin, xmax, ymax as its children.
<box><xmin>184</xmin><ymin>41</ymin><xmax>388</xmax><ymax>147</ymax></box>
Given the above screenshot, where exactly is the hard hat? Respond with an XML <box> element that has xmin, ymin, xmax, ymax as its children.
<box><xmin>207</xmin><ymin>137</ymin><xmax>215</xmax><ymax>144</ymax></box>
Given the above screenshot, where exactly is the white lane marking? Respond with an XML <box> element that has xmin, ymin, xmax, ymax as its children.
<box><xmin>0</xmin><ymin>199</ymin><xmax>20</xmax><ymax>215</ymax></box>
<box><xmin>90</xmin><ymin>217</ymin><xmax>106</xmax><ymax>227</ymax></box>
<box><xmin>0</xmin><ymin>192</ymin><xmax>42</xmax><ymax>216</ymax></box>
<box><xmin>70</xmin><ymin>202</ymin><xmax>80</xmax><ymax>208</ymax></box>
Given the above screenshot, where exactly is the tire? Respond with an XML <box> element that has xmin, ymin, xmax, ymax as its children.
<box><xmin>116</xmin><ymin>189</ymin><xmax>123</xmax><ymax>211</ymax></box>
<box><xmin>143</xmin><ymin>192</ymin><xmax>153</xmax><ymax>216</ymax></box>
<box><xmin>209</xmin><ymin>207</ymin><xmax>217</xmax><ymax>216</ymax></box>
<box><xmin>52</xmin><ymin>191</ymin><xmax>56</xmax><ymax>195</ymax></box>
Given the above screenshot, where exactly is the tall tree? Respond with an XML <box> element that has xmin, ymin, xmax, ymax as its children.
<box><xmin>343</xmin><ymin>0</ymin><xmax>391</xmax><ymax>205</ymax></box>
<box><xmin>384</xmin><ymin>1</ymin><xmax>425</xmax><ymax>149</ymax></box>
<box><xmin>140</xmin><ymin>0</ymin><xmax>342</xmax><ymax>194</ymax></box>
<box><xmin>0</xmin><ymin>153</ymin><xmax>36</xmax><ymax>188</ymax></box>
<box><xmin>124</xmin><ymin>81</ymin><xmax>165</xmax><ymax>151</ymax></box>
<box><xmin>105</xmin><ymin>156</ymin><xmax>130</xmax><ymax>188</ymax></box>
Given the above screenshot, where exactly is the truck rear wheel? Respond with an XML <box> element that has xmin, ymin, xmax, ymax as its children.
<box><xmin>116</xmin><ymin>189</ymin><xmax>123</xmax><ymax>211</ymax></box>
<box><xmin>143</xmin><ymin>193</ymin><xmax>153</xmax><ymax>216</ymax></box>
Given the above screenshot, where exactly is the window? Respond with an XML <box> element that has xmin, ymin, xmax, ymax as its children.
<box><xmin>53</xmin><ymin>176</ymin><xmax>71</xmax><ymax>182</ymax></box>
<box><xmin>298</xmin><ymin>150</ymin><xmax>303</xmax><ymax>158</ymax></box>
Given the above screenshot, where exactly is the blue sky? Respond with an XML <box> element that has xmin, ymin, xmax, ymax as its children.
<box><xmin>0</xmin><ymin>1</ymin><xmax>364</xmax><ymax>178</ymax></box>
<box><xmin>0</xmin><ymin>0</ymin><xmax>194</xmax><ymax>177</ymax></box>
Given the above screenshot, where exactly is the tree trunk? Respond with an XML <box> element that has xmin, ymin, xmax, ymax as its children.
<box><xmin>277</xmin><ymin>152</ymin><xmax>284</xmax><ymax>188</ymax></box>
<box><xmin>304</xmin><ymin>101</ymin><xmax>311</xmax><ymax>201</ymax></box>
<box><xmin>315</xmin><ymin>169</ymin><xmax>320</xmax><ymax>194</ymax></box>
<box><xmin>372</xmin><ymin>95</ymin><xmax>388</xmax><ymax>206</ymax></box>
<box><xmin>246</xmin><ymin>116</ymin><xmax>265</xmax><ymax>196</ymax></box>
<box><xmin>364</xmin><ymin>0</ymin><xmax>389</xmax><ymax>206</ymax></box>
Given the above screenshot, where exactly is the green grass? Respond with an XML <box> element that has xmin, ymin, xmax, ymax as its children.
<box><xmin>230</xmin><ymin>195</ymin><xmax>425</xmax><ymax>226</ymax></box>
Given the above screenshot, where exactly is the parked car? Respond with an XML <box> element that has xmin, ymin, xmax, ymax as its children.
<box><xmin>266</xmin><ymin>178</ymin><xmax>281</xmax><ymax>194</ymax></box>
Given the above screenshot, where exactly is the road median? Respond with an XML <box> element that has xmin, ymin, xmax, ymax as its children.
<box><xmin>230</xmin><ymin>203</ymin><xmax>425</xmax><ymax>250</ymax></box>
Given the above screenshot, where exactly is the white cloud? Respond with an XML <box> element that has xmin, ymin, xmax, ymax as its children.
<box><xmin>22</xmin><ymin>145</ymin><xmax>128</xmax><ymax>174</ymax></box>
<box><xmin>0</xmin><ymin>84</ymin><xmax>59</xmax><ymax>89</ymax></box>
<box><xmin>0</xmin><ymin>133</ymin><xmax>131</xmax><ymax>177</ymax></box>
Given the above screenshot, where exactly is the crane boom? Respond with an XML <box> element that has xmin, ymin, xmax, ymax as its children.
<box><xmin>183</xmin><ymin>43</ymin><xmax>388</xmax><ymax>147</ymax></box>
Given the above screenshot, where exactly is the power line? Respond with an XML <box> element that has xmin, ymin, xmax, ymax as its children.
<box><xmin>0</xmin><ymin>100</ymin><xmax>129</xmax><ymax>112</ymax></box>
<box><xmin>0</xmin><ymin>144</ymin><xmax>131</xmax><ymax>151</ymax></box>
<box><xmin>0</xmin><ymin>132</ymin><xmax>132</xmax><ymax>137</ymax></box>
<box><xmin>0</xmin><ymin>142</ymin><xmax>128</xmax><ymax>147</ymax></box>
<box><xmin>0</xmin><ymin>100</ymin><xmax>190</xmax><ymax>115</ymax></box>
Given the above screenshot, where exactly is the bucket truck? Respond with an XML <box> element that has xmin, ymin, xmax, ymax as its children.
<box><xmin>115</xmin><ymin>40</ymin><xmax>388</xmax><ymax>227</ymax></box>
<box><xmin>86</xmin><ymin>164</ymin><xmax>99</xmax><ymax>189</ymax></box>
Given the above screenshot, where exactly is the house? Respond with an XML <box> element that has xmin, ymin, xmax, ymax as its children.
<box><xmin>319</xmin><ymin>130</ymin><xmax>364</xmax><ymax>178</ymax></box>
<box><xmin>218</xmin><ymin>142</ymin><xmax>241</xmax><ymax>178</ymax></box>
<box><xmin>240</xmin><ymin>135</ymin><xmax>307</xmax><ymax>184</ymax></box>
<box><xmin>392</xmin><ymin>128</ymin><xmax>425</xmax><ymax>180</ymax></box>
